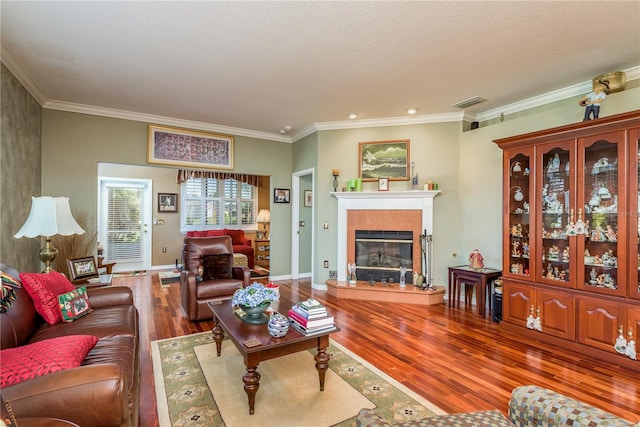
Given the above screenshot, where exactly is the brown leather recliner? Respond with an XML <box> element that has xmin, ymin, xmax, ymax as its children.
<box><xmin>181</xmin><ymin>235</ymin><xmax>250</xmax><ymax>321</ymax></box>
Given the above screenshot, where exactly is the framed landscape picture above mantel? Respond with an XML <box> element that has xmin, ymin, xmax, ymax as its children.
<box><xmin>148</xmin><ymin>125</ymin><xmax>234</xmax><ymax>170</ymax></box>
<box><xmin>359</xmin><ymin>139</ymin><xmax>410</xmax><ymax>181</ymax></box>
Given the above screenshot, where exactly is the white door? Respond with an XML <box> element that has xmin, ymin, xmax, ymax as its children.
<box><xmin>98</xmin><ymin>177</ymin><xmax>152</xmax><ymax>272</ymax></box>
<box><xmin>291</xmin><ymin>168</ymin><xmax>314</xmax><ymax>281</ymax></box>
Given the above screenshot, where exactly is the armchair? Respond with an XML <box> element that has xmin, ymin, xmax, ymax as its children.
<box><xmin>180</xmin><ymin>236</ymin><xmax>250</xmax><ymax>321</ymax></box>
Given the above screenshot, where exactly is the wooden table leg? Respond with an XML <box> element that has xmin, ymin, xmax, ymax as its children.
<box><xmin>243</xmin><ymin>366</ymin><xmax>261</xmax><ymax>415</ymax></box>
<box><xmin>315</xmin><ymin>347</ymin><xmax>330</xmax><ymax>391</ymax></box>
<box><xmin>478</xmin><ymin>279</ymin><xmax>486</xmax><ymax>318</ymax></box>
<box><xmin>212</xmin><ymin>321</ymin><xmax>224</xmax><ymax>357</ymax></box>
<box><xmin>448</xmin><ymin>270</ymin><xmax>453</xmax><ymax>307</ymax></box>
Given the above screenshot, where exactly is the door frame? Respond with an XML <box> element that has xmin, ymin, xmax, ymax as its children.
<box><xmin>291</xmin><ymin>168</ymin><xmax>315</xmax><ymax>283</ymax></box>
<box><xmin>97</xmin><ymin>176</ymin><xmax>153</xmax><ymax>272</ymax></box>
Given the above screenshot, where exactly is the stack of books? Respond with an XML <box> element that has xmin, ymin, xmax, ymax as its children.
<box><xmin>288</xmin><ymin>298</ymin><xmax>336</xmax><ymax>335</ymax></box>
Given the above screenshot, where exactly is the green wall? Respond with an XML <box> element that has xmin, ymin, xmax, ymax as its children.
<box><xmin>5</xmin><ymin>61</ymin><xmax>639</xmax><ymax>286</ymax></box>
<box><xmin>311</xmin><ymin>122</ymin><xmax>461</xmax><ymax>287</ymax></box>
<box><xmin>40</xmin><ymin>110</ymin><xmax>293</xmax><ymax>276</ymax></box>
<box><xmin>457</xmin><ymin>83</ymin><xmax>640</xmax><ymax>272</ymax></box>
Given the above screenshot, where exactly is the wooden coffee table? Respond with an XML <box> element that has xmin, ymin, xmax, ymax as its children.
<box><xmin>207</xmin><ymin>296</ymin><xmax>339</xmax><ymax>415</ymax></box>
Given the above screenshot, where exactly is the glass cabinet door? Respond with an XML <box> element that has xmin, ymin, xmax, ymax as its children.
<box><xmin>506</xmin><ymin>150</ymin><xmax>533</xmax><ymax>278</ymax></box>
<box><xmin>629</xmin><ymin>128</ymin><xmax>640</xmax><ymax>300</ymax></box>
<box><xmin>576</xmin><ymin>131</ymin><xmax>626</xmax><ymax>296</ymax></box>
<box><xmin>537</xmin><ymin>141</ymin><xmax>574</xmax><ymax>287</ymax></box>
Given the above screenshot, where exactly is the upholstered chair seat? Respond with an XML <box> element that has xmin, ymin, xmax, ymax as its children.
<box><xmin>180</xmin><ymin>235</ymin><xmax>250</xmax><ymax>321</ymax></box>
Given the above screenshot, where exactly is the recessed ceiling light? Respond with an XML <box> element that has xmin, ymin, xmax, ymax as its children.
<box><xmin>348</xmin><ymin>113</ymin><xmax>358</xmax><ymax>119</ymax></box>
<box><xmin>407</xmin><ymin>108</ymin><xmax>417</xmax><ymax>115</ymax></box>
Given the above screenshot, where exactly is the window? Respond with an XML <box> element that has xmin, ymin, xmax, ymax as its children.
<box><xmin>182</xmin><ymin>178</ymin><xmax>256</xmax><ymax>231</ymax></box>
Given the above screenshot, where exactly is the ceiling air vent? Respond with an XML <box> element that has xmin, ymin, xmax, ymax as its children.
<box><xmin>452</xmin><ymin>96</ymin><xmax>487</xmax><ymax>109</ymax></box>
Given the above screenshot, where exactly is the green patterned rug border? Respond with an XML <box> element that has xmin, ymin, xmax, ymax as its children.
<box><xmin>152</xmin><ymin>332</ymin><xmax>444</xmax><ymax>426</ymax></box>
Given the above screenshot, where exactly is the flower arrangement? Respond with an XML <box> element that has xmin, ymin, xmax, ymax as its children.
<box><xmin>231</xmin><ymin>283</ymin><xmax>279</xmax><ymax>308</ymax></box>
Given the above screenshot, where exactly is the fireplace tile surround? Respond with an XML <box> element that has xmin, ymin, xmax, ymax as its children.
<box><xmin>332</xmin><ymin>191</ymin><xmax>440</xmax><ymax>283</ymax></box>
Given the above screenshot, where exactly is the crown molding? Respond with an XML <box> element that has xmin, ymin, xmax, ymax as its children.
<box><xmin>292</xmin><ymin>112</ymin><xmax>466</xmax><ymax>142</ymax></box>
<box><xmin>1</xmin><ymin>43</ymin><xmax>48</xmax><ymax>105</ymax></box>
<box><xmin>4</xmin><ymin>39</ymin><xmax>637</xmax><ymax>142</ymax></box>
<box><xmin>43</xmin><ymin>100</ymin><xmax>293</xmax><ymax>143</ymax></box>
<box><xmin>474</xmin><ymin>65</ymin><xmax>640</xmax><ymax>123</ymax></box>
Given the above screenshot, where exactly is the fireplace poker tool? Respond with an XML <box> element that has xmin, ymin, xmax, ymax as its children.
<box><xmin>420</xmin><ymin>230</ymin><xmax>436</xmax><ymax>291</ymax></box>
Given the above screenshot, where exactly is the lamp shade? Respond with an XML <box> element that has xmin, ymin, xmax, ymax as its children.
<box><xmin>15</xmin><ymin>196</ymin><xmax>85</xmax><ymax>238</ymax></box>
<box><xmin>256</xmin><ymin>209</ymin><xmax>271</xmax><ymax>223</ymax></box>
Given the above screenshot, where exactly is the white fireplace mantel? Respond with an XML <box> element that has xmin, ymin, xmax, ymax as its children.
<box><xmin>331</xmin><ymin>190</ymin><xmax>441</xmax><ymax>281</ymax></box>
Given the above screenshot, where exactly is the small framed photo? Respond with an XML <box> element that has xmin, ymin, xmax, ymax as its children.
<box><xmin>378</xmin><ymin>178</ymin><xmax>389</xmax><ymax>191</ymax></box>
<box><xmin>304</xmin><ymin>190</ymin><xmax>313</xmax><ymax>207</ymax></box>
<box><xmin>67</xmin><ymin>257</ymin><xmax>99</xmax><ymax>281</ymax></box>
<box><xmin>274</xmin><ymin>188</ymin><xmax>290</xmax><ymax>203</ymax></box>
<box><xmin>158</xmin><ymin>193</ymin><xmax>178</xmax><ymax>213</ymax></box>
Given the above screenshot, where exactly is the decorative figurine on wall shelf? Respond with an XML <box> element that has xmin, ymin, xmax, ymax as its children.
<box><xmin>579</xmin><ymin>79</ymin><xmax>609</xmax><ymax>121</ymax></box>
<box><xmin>469</xmin><ymin>249</ymin><xmax>484</xmax><ymax>269</ymax></box>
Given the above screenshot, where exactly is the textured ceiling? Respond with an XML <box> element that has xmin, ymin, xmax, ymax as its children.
<box><xmin>2</xmin><ymin>1</ymin><xmax>639</xmax><ymax>141</ymax></box>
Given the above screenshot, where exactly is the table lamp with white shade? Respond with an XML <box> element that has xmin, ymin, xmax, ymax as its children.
<box><xmin>256</xmin><ymin>209</ymin><xmax>270</xmax><ymax>239</ymax></box>
<box><xmin>14</xmin><ymin>196</ymin><xmax>85</xmax><ymax>273</ymax></box>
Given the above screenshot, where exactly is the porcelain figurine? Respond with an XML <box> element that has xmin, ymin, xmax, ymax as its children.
<box><xmin>469</xmin><ymin>249</ymin><xmax>484</xmax><ymax>269</ymax></box>
<box><xmin>614</xmin><ymin>330</ymin><xmax>627</xmax><ymax>354</ymax></box>
<box><xmin>580</xmin><ymin>80</ymin><xmax>609</xmax><ymax>121</ymax></box>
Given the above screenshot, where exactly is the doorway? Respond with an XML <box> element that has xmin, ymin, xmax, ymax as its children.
<box><xmin>98</xmin><ymin>177</ymin><xmax>152</xmax><ymax>272</ymax></box>
<box><xmin>291</xmin><ymin>168</ymin><xmax>314</xmax><ymax>281</ymax></box>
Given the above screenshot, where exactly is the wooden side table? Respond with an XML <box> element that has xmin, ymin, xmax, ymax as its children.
<box><xmin>98</xmin><ymin>256</ymin><xmax>116</xmax><ymax>274</ymax></box>
<box><xmin>448</xmin><ymin>265</ymin><xmax>502</xmax><ymax>318</ymax></box>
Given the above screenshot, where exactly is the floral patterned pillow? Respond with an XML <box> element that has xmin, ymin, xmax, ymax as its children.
<box><xmin>58</xmin><ymin>286</ymin><xmax>92</xmax><ymax>322</ymax></box>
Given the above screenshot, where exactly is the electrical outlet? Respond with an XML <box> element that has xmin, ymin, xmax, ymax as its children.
<box><xmin>162</xmin><ymin>247</ymin><xmax>167</xmax><ymax>253</ymax></box>
<box><xmin>324</xmin><ymin>260</ymin><xmax>329</xmax><ymax>268</ymax></box>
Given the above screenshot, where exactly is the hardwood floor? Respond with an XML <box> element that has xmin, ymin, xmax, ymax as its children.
<box><xmin>120</xmin><ymin>272</ymin><xmax>639</xmax><ymax>427</ymax></box>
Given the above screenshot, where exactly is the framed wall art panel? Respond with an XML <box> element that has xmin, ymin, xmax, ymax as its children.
<box><xmin>148</xmin><ymin>125</ymin><xmax>234</xmax><ymax>169</ymax></box>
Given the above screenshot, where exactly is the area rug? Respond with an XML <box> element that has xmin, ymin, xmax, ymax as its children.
<box><xmin>152</xmin><ymin>332</ymin><xmax>444</xmax><ymax>427</ymax></box>
<box><xmin>159</xmin><ymin>271</ymin><xmax>181</xmax><ymax>287</ymax></box>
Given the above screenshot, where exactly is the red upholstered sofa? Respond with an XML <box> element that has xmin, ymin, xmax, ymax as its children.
<box><xmin>186</xmin><ymin>229</ymin><xmax>254</xmax><ymax>268</ymax></box>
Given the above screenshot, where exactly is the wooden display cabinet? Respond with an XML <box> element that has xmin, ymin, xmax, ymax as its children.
<box><xmin>254</xmin><ymin>239</ymin><xmax>270</xmax><ymax>269</ymax></box>
<box><xmin>502</xmin><ymin>282</ymin><xmax>575</xmax><ymax>341</ymax></box>
<box><xmin>495</xmin><ymin>110</ymin><xmax>640</xmax><ymax>372</ymax></box>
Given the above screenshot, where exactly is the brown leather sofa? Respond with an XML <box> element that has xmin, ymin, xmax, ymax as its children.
<box><xmin>181</xmin><ymin>235</ymin><xmax>250</xmax><ymax>321</ymax></box>
<box><xmin>1</xmin><ymin>283</ymin><xmax>139</xmax><ymax>427</ymax></box>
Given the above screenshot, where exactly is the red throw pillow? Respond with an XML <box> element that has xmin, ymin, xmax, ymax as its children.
<box><xmin>206</xmin><ymin>229</ymin><xmax>226</xmax><ymax>237</ymax></box>
<box><xmin>225</xmin><ymin>229</ymin><xmax>245</xmax><ymax>245</ymax></box>
<box><xmin>192</xmin><ymin>231</ymin><xmax>207</xmax><ymax>237</ymax></box>
<box><xmin>19</xmin><ymin>271</ymin><xmax>76</xmax><ymax>325</ymax></box>
<box><xmin>0</xmin><ymin>335</ymin><xmax>99</xmax><ymax>387</ymax></box>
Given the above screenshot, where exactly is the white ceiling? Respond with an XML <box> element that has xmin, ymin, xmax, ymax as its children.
<box><xmin>2</xmin><ymin>1</ymin><xmax>639</xmax><ymax>142</ymax></box>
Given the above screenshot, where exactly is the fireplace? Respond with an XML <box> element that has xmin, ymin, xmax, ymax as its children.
<box><xmin>332</xmin><ymin>190</ymin><xmax>440</xmax><ymax>283</ymax></box>
<box><xmin>355</xmin><ymin>230</ymin><xmax>413</xmax><ymax>283</ymax></box>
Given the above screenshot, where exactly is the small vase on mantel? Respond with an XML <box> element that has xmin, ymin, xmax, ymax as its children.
<box><xmin>399</xmin><ymin>265</ymin><xmax>407</xmax><ymax>287</ymax></box>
